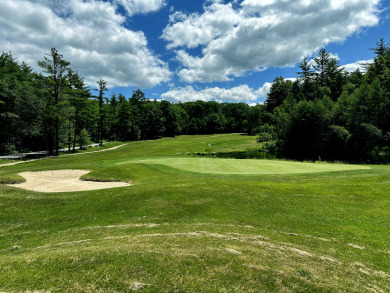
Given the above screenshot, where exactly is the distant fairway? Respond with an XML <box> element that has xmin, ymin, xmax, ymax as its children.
<box><xmin>121</xmin><ymin>157</ymin><xmax>370</xmax><ymax>174</ymax></box>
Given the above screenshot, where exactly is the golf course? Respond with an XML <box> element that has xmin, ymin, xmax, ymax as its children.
<box><xmin>0</xmin><ymin>133</ymin><xmax>389</xmax><ymax>292</ymax></box>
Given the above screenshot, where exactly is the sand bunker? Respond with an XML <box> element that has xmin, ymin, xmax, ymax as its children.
<box><xmin>8</xmin><ymin>169</ymin><xmax>131</xmax><ymax>192</ymax></box>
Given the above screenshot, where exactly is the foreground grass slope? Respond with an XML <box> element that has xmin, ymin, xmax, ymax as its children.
<box><xmin>0</xmin><ymin>134</ymin><xmax>389</xmax><ymax>292</ymax></box>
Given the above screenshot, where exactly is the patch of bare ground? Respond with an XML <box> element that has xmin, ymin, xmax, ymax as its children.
<box><xmin>225</xmin><ymin>248</ymin><xmax>243</xmax><ymax>255</ymax></box>
<box><xmin>127</xmin><ymin>282</ymin><xmax>148</xmax><ymax>291</ymax></box>
<box><xmin>34</xmin><ymin>239</ymin><xmax>92</xmax><ymax>250</ymax></box>
<box><xmin>348</xmin><ymin>243</ymin><xmax>366</xmax><ymax>250</ymax></box>
<box><xmin>286</xmin><ymin>232</ymin><xmax>333</xmax><ymax>242</ymax></box>
<box><xmin>353</xmin><ymin>262</ymin><xmax>390</xmax><ymax>279</ymax></box>
<box><xmin>75</xmin><ymin>223</ymin><xmax>162</xmax><ymax>231</ymax></box>
<box><xmin>121</xmin><ymin>231</ymin><xmax>341</xmax><ymax>263</ymax></box>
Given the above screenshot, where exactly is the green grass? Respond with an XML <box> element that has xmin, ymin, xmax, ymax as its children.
<box><xmin>0</xmin><ymin>172</ymin><xmax>25</xmax><ymax>184</ymax></box>
<box><xmin>118</xmin><ymin>157</ymin><xmax>370</xmax><ymax>174</ymax></box>
<box><xmin>0</xmin><ymin>133</ymin><xmax>390</xmax><ymax>292</ymax></box>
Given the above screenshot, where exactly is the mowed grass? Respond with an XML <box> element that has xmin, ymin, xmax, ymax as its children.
<box><xmin>120</xmin><ymin>157</ymin><xmax>370</xmax><ymax>174</ymax></box>
<box><xmin>0</xmin><ymin>134</ymin><xmax>390</xmax><ymax>292</ymax></box>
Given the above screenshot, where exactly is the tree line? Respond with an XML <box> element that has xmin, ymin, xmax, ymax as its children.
<box><xmin>262</xmin><ymin>39</ymin><xmax>390</xmax><ymax>162</ymax></box>
<box><xmin>2</xmin><ymin>40</ymin><xmax>389</xmax><ymax>162</ymax></box>
<box><xmin>0</xmin><ymin>48</ymin><xmax>263</xmax><ymax>155</ymax></box>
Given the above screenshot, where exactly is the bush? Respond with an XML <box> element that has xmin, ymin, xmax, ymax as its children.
<box><xmin>369</xmin><ymin>146</ymin><xmax>390</xmax><ymax>163</ymax></box>
<box><xmin>259</xmin><ymin>140</ymin><xmax>278</xmax><ymax>153</ymax></box>
<box><xmin>257</xmin><ymin>124</ymin><xmax>277</xmax><ymax>142</ymax></box>
<box><xmin>78</xmin><ymin>129</ymin><xmax>92</xmax><ymax>150</ymax></box>
<box><xmin>0</xmin><ymin>143</ymin><xmax>18</xmax><ymax>155</ymax></box>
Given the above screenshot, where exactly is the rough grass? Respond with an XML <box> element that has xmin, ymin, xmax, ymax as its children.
<box><xmin>0</xmin><ymin>134</ymin><xmax>389</xmax><ymax>292</ymax></box>
<box><xmin>0</xmin><ymin>172</ymin><xmax>26</xmax><ymax>184</ymax></box>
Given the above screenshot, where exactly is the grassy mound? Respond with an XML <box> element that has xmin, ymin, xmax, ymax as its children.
<box><xmin>0</xmin><ymin>172</ymin><xmax>26</xmax><ymax>184</ymax></box>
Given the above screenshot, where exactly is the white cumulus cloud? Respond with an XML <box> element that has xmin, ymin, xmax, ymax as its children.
<box><xmin>341</xmin><ymin>59</ymin><xmax>373</xmax><ymax>72</ymax></box>
<box><xmin>162</xmin><ymin>0</ymin><xmax>380</xmax><ymax>83</ymax></box>
<box><xmin>114</xmin><ymin>0</ymin><xmax>166</xmax><ymax>16</ymax></box>
<box><xmin>161</xmin><ymin>83</ymin><xmax>271</xmax><ymax>103</ymax></box>
<box><xmin>0</xmin><ymin>0</ymin><xmax>171</xmax><ymax>88</ymax></box>
<box><xmin>163</xmin><ymin>2</ymin><xmax>240</xmax><ymax>50</ymax></box>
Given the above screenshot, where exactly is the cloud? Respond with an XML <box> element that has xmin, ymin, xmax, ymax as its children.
<box><xmin>162</xmin><ymin>0</ymin><xmax>380</xmax><ymax>83</ymax></box>
<box><xmin>0</xmin><ymin>0</ymin><xmax>171</xmax><ymax>88</ymax></box>
<box><xmin>161</xmin><ymin>83</ymin><xmax>271</xmax><ymax>103</ymax></box>
<box><xmin>341</xmin><ymin>59</ymin><xmax>373</xmax><ymax>72</ymax></box>
<box><xmin>255</xmin><ymin>82</ymin><xmax>273</xmax><ymax>99</ymax></box>
<box><xmin>163</xmin><ymin>3</ymin><xmax>240</xmax><ymax>50</ymax></box>
<box><xmin>114</xmin><ymin>0</ymin><xmax>166</xmax><ymax>16</ymax></box>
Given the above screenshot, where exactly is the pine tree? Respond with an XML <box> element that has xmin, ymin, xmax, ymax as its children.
<box><xmin>313</xmin><ymin>48</ymin><xmax>332</xmax><ymax>87</ymax></box>
<box><xmin>95</xmin><ymin>78</ymin><xmax>107</xmax><ymax>146</ymax></box>
<box><xmin>37</xmin><ymin>48</ymin><xmax>70</xmax><ymax>155</ymax></box>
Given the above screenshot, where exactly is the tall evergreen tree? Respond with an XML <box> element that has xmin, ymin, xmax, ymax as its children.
<box><xmin>116</xmin><ymin>94</ymin><xmax>132</xmax><ymax>140</ymax></box>
<box><xmin>297</xmin><ymin>57</ymin><xmax>314</xmax><ymax>83</ymax></box>
<box><xmin>326</xmin><ymin>58</ymin><xmax>345</xmax><ymax>100</ymax></box>
<box><xmin>313</xmin><ymin>48</ymin><xmax>332</xmax><ymax>87</ymax></box>
<box><xmin>37</xmin><ymin>48</ymin><xmax>70</xmax><ymax>155</ymax></box>
<box><xmin>66</xmin><ymin>69</ymin><xmax>91</xmax><ymax>151</ymax></box>
<box><xmin>95</xmin><ymin>78</ymin><xmax>107</xmax><ymax>146</ymax></box>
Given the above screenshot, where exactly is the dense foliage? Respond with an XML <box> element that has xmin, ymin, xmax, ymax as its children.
<box><xmin>0</xmin><ymin>49</ymin><xmax>263</xmax><ymax>155</ymax></box>
<box><xmin>263</xmin><ymin>39</ymin><xmax>390</xmax><ymax>162</ymax></box>
<box><xmin>1</xmin><ymin>40</ymin><xmax>390</xmax><ymax>162</ymax></box>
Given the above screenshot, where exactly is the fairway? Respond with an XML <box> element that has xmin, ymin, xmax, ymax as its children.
<box><xmin>121</xmin><ymin>157</ymin><xmax>370</xmax><ymax>174</ymax></box>
<box><xmin>1</xmin><ymin>134</ymin><xmax>390</xmax><ymax>292</ymax></box>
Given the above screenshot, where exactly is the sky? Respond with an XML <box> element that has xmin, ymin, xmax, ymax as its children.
<box><xmin>0</xmin><ymin>0</ymin><xmax>389</xmax><ymax>104</ymax></box>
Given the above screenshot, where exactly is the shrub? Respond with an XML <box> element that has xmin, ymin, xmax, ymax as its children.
<box><xmin>259</xmin><ymin>140</ymin><xmax>278</xmax><ymax>153</ymax></box>
<box><xmin>257</xmin><ymin>124</ymin><xmax>277</xmax><ymax>142</ymax></box>
<box><xmin>78</xmin><ymin>129</ymin><xmax>92</xmax><ymax>150</ymax></box>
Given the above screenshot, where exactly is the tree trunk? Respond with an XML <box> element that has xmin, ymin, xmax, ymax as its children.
<box><xmin>99</xmin><ymin>100</ymin><xmax>103</xmax><ymax>146</ymax></box>
<box><xmin>73</xmin><ymin>111</ymin><xmax>78</xmax><ymax>152</ymax></box>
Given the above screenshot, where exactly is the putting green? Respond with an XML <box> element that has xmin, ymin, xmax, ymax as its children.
<box><xmin>119</xmin><ymin>157</ymin><xmax>370</xmax><ymax>175</ymax></box>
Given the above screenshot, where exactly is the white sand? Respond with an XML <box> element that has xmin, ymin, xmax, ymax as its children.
<box><xmin>7</xmin><ymin>169</ymin><xmax>131</xmax><ymax>192</ymax></box>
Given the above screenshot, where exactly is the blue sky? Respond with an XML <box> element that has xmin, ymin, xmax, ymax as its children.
<box><xmin>1</xmin><ymin>0</ymin><xmax>389</xmax><ymax>104</ymax></box>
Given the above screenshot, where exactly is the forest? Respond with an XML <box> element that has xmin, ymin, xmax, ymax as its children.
<box><xmin>1</xmin><ymin>39</ymin><xmax>390</xmax><ymax>162</ymax></box>
<box><xmin>263</xmin><ymin>39</ymin><xmax>390</xmax><ymax>162</ymax></box>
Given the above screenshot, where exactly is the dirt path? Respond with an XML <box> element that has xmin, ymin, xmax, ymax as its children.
<box><xmin>7</xmin><ymin>169</ymin><xmax>131</xmax><ymax>192</ymax></box>
<box><xmin>0</xmin><ymin>158</ymin><xmax>42</xmax><ymax>168</ymax></box>
<box><xmin>0</xmin><ymin>144</ymin><xmax>127</xmax><ymax>168</ymax></box>
<box><xmin>61</xmin><ymin>144</ymin><xmax>127</xmax><ymax>156</ymax></box>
